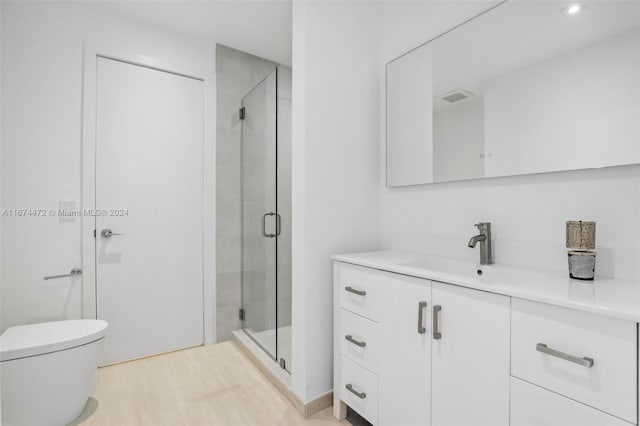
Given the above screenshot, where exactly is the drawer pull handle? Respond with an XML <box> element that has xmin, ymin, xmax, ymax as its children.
<box><xmin>433</xmin><ymin>305</ymin><xmax>442</xmax><ymax>340</ymax></box>
<box><xmin>346</xmin><ymin>383</ymin><xmax>366</xmax><ymax>399</ymax></box>
<box><xmin>345</xmin><ymin>335</ymin><xmax>366</xmax><ymax>347</ymax></box>
<box><xmin>417</xmin><ymin>301</ymin><xmax>427</xmax><ymax>334</ymax></box>
<box><xmin>536</xmin><ymin>343</ymin><xmax>594</xmax><ymax>368</ymax></box>
<box><xmin>345</xmin><ymin>286</ymin><xmax>366</xmax><ymax>296</ymax></box>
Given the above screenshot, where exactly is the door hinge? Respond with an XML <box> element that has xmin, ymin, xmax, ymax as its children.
<box><xmin>239</xmin><ymin>106</ymin><xmax>246</xmax><ymax>120</ymax></box>
<box><xmin>279</xmin><ymin>358</ymin><xmax>286</xmax><ymax>370</ymax></box>
<box><xmin>93</xmin><ymin>229</ymin><xmax>96</xmax><ymax>238</ymax></box>
<box><xmin>238</xmin><ymin>308</ymin><xmax>245</xmax><ymax>321</ymax></box>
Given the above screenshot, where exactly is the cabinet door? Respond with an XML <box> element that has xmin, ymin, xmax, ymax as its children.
<box><xmin>431</xmin><ymin>282</ymin><xmax>510</xmax><ymax>426</ymax></box>
<box><xmin>379</xmin><ymin>273</ymin><xmax>431</xmax><ymax>426</ymax></box>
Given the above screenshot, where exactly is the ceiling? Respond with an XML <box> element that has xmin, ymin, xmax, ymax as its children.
<box><xmin>100</xmin><ymin>0</ymin><xmax>292</xmax><ymax>63</ymax></box>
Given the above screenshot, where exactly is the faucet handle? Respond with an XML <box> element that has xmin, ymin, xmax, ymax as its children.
<box><xmin>474</xmin><ymin>222</ymin><xmax>491</xmax><ymax>230</ymax></box>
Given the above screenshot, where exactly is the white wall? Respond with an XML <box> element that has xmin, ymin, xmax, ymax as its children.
<box><xmin>291</xmin><ymin>1</ymin><xmax>381</xmax><ymax>403</ymax></box>
<box><xmin>0</xmin><ymin>2</ymin><xmax>215</xmax><ymax>332</ymax></box>
<box><xmin>381</xmin><ymin>165</ymin><xmax>640</xmax><ymax>279</ymax></box>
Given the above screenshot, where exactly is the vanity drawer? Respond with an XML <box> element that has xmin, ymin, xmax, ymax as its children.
<box><xmin>336</xmin><ymin>263</ymin><xmax>381</xmax><ymax>321</ymax></box>
<box><xmin>511</xmin><ymin>377</ymin><xmax>631</xmax><ymax>426</ymax></box>
<box><xmin>339</xmin><ymin>309</ymin><xmax>379</xmax><ymax>374</ymax></box>
<box><xmin>511</xmin><ymin>298</ymin><xmax>637</xmax><ymax>423</ymax></box>
<box><xmin>339</xmin><ymin>355</ymin><xmax>378</xmax><ymax>425</ymax></box>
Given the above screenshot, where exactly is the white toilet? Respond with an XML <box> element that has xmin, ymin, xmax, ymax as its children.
<box><xmin>0</xmin><ymin>319</ymin><xmax>108</xmax><ymax>426</ymax></box>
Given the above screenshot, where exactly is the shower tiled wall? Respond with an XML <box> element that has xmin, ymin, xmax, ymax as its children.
<box><xmin>216</xmin><ymin>45</ymin><xmax>276</xmax><ymax>342</ymax></box>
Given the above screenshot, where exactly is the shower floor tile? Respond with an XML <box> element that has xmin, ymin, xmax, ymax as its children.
<box><xmin>248</xmin><ymin>325</ymin><xmax>292</xmax><ymax>370</ymax></box>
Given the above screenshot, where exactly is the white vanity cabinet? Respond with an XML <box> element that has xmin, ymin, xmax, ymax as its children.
<box><xmin>333</xmin><ymin>262</ymin><xmax>432</xmax><ymax>425</ymax></box>
<box><xmin>378</xmin><ymin>272</ymin><xmax>431</xmax><ymax>426</ymax></box>
<box><xmin>333</xmin><ymin>254</ymin><xmax>639</xmax><ymax>426</ymax></box>
<box><xmin>431</xmin><ymin>282</ymin><xmax>510</xmax><ymax>426</ymax></box>
<box><xmin>511</xmin><ymin>298</ymin><xmax>638</xmax><ymax>425</ymax></box>
<box><xmin>333</xmin><ymin>261</ymin><xmax>511</xmax><ymax>426</ymax></box>
<box><xmin>510</xmin><ymin>377</ymin><xmax>632</xmax><ymax>426</ymax></box>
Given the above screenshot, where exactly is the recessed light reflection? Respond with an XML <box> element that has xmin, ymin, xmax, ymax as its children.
<box><xmin>563</xmin><ymin>4</ymin><xmax>583</xmax><ymax>15</ymax></box>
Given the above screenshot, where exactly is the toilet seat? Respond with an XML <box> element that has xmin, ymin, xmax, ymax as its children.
<box><xmin>0</xmin><ymin>319</ymin><xmax>108</xmax><ymax>362</ymax></box>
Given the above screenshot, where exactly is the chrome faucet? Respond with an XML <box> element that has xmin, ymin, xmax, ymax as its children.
<box><xmin>468</xmin><ymin>222</ymin><xmax>493</xmax><ymax>265</ymax></box>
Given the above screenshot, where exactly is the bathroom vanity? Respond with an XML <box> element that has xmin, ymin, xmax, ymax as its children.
<box><xmin>332</xmin><ymin>251</ymin><xmax>640</xmax><ymax>426</ymax></box>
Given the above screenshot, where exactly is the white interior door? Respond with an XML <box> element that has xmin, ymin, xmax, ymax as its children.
<box><xmin>95</xmin><ymin>57</ymin><xmax>204</xmax><ymax>365</ymax></box>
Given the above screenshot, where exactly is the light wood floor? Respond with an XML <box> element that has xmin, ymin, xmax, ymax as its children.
<box><xmin>73</xmin><ymin>341</ymin><xmax>350</xmax><ymax>426</ymax></box>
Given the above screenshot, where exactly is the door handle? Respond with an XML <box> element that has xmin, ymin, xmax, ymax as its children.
<box><xmin>101</xmin><ymin>229</ymin><xmax>125</xmax><ymax>239</ymax></box>
<box><xmin>262</xmin><ymin>212</ymin><xmax>276</xmax><ymax>238</ymax></box>
<box><xmin>417</xmin><ymin>301</ymin><xmax>427</xmax><ymax>334</ymax></box>
<box><xmin>44</xmin><ymin>268</ymin><xmax>82</xmax><ymax>280</ymax></box>
<box><xmin>433</xmin><ymin>305</ymin><xmax>442</xmax><ymax>340</ymax></box>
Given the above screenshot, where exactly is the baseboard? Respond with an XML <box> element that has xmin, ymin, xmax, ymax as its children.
<box><xmin>304</xmin><ymin>390</ymin><xmax>333</xmax><ymax>417</ymax></box>
<box><xmin>99</xmin><ymin>344</ymin><xmax>203</xmax><ymax>368</ymax></box>
<box><xmin>232</xmin><ymin>331</ymin><xmax>332</xmax><ymax>418</ymax></box>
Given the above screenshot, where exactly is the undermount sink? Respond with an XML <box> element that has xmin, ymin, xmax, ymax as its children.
<box><xmin>335</xmin><ymin>250</ymin><xmax>589</xmax><ymax>290</ymax></box>
<box><xmin>400</xmin><ymin>257</ymin><xmax>480</xmax><ymax>277</ymax></box>
<box><xmin>399</xmin><ymin>256</ymin><xmax>523</xmax><ymax>283</ymax></box>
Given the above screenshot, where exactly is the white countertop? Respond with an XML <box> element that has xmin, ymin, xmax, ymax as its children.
<box><xmin>332</xmin><ymin>251</ymin><xmax>640</xmax><ymax>322</ymax></box>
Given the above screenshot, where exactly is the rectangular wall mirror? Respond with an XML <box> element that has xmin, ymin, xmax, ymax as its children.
<box><xmin>386</xmin><ymin>0</ymin><xmax>640</xmax><ymax>187</ymax></box>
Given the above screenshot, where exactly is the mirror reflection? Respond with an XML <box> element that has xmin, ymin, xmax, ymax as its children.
<box><xmin>386</xmin><ymin>1</ymin><xmax>640</xmax><ymax>186</ymax></box>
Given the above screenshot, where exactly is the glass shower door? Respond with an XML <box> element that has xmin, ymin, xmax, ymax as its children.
<box><xmin>276</xmin><ymin>66</ymin><xmax>292</xmax><ymax>373</ymax></box>
<box><xmin>240</xmin><ymin>70</ymin><xmax>277</xmax><ymax>359</ymax></box>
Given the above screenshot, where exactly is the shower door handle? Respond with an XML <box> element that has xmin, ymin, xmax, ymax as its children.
<box><xmin>275</xmin><ymin>213</ymin><xmax>282</xmax><ymax>236</ymax></box>
<box><xmin>262</xmin><ymin>212</ymin><xmax>276</xmax><ymax>238</ymax></box>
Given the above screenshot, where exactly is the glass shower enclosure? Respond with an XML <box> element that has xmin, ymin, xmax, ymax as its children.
<box><xmin>240</xmin><ymin>65</ymin><xmax>292</xmax><ymax>373</ymax></box>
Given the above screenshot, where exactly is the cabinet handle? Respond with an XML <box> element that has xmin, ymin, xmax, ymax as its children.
<box><xmin>433</xmin><ymin>305</ymin><xmax>442</xmax><ymax>340</ymax></box>
<box><xmin>345</xmin><ymin>286</ymin><xmax>366</xmax><ymax>296</ymax></box>
<box><xmin>536</xmin><ymin>343</ymin><xmax>594</xmax><ymax>368</ymax></box>
<box><xmin>417</xmin><ymin>301</ymin><xmax>427</xmax><ymax>334</ymax></box>
<box><xmin>345</xmin><ymin>383</ymin><xmax>366</xmax><ymax>399</ymax></box>
<box><xmin>345</xmin><ymin>335</ymin><xmax>366</xmax><ymax>347</ymax></box>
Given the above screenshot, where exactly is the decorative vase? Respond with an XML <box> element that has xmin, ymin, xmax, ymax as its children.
<box><xmin>566</xmin><ymin>221</ymin><xmax>596</xmax><ymax>280</ymax></box>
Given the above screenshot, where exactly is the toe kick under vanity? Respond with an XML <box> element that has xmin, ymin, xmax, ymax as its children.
<box><xmin>332</xmin><ymin>251</ymin><xmax>640</xmax><ymax>426</ymax></box>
